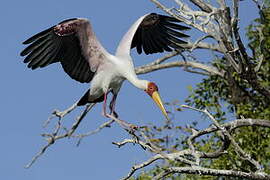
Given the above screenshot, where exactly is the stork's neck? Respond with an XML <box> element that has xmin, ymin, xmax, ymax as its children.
<box><xmin>124</xmin><ymin>72</ymin><xmax>148</xmax><ymax>90</ymax></box>
<box><xmin>113</xmin><ymin>54</ymin><xmax>148</xmax><ymax>90</ymax></box>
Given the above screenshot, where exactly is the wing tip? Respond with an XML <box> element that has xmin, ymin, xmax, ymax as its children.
<box><xmin>22</xmin><ymin>41</ymin><xmax>29</xmax><ymax>45</ymax></box>
<box><xmin>133</xmin><ymin>12</ymin><xmax>191</xmax><ymax>55</ymax></box>
<box><xmin>58</xmin><ymin>18</ymin><xmax>79</xmax><ymax>24</ymax></box>
<box><xmin>20</xmin><ymin>51</ymin><xmax>25</xmax><ymax>57</ymax></box>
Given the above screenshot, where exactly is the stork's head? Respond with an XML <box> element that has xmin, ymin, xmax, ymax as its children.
<box><xmin>144</xmin><ymin>82</ymin><xmax>169</xmax><ymax>120</ymax></box>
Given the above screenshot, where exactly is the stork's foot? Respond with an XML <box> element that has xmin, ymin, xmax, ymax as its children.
<box><xmin>102</xmin><ymin>111</ymin><xmax>108</xmax><ymax>118</ymax></box>
<box><xmin>118</xmin><ymin>119</ymin><xmax>138</xmax><ymax>134</ymax></box>
<box><xmin>102</xmin><ymin>112</ymin><xmax>118</xmax><ymax>119</ymax></box>
<box><xmin>106</xmin><ymin>114</ymin><xmax>138</xmax><ymax>133</ymax></box>
<box><xmin>102</xmin><ymin>109</ymin><xmax>118</xmax><ymax>118</ymax></box>
<box><xmin>112</xmin><ymin>111</ymin><xmax>119</xmax><ymax>118</ymax></box>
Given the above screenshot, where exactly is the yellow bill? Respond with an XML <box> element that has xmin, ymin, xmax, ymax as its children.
<box><xmin>151</xmin><ymin>91</ymin><xmax>169</xmax><ymax>120</ymax></box>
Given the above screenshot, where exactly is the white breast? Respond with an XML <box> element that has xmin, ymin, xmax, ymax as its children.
<box><xmin>88</xmin><ymin>61</ymin><xmax>124</xmax><ymax>100</ymax></box>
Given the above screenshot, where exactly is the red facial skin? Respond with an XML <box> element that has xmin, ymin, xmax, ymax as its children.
<box><xmin>145</xmin><ymin>82</ymin><xmax>159</xmax><ymax>96</ymax></box>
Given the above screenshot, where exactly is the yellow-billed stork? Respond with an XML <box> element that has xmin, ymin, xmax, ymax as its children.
<box><xmin>20</xmin><ymin>13</ymin><xmax>190</xmax><ymax>120</ymax></box>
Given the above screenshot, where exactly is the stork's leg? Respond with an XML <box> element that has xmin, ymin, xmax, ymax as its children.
<box><xmin>109</xmin><ymin>93</ymin><xmax>118</xmax><ymax>118</ymax></box>
<box><xmin>108</xmin><ymin>93</ymin><xmax>138</xmax><ymax>132</ymax></box>
<box><xmin>102</xmin><ymin>92</ymin><xmax>137</xmax><ymax>132</ymax></box>
<box><xmin>102</xmin><ymin>91</ymin><xmax>110</xmax><ymax>118</ymax></box>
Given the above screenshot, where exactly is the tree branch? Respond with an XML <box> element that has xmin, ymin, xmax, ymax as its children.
<box><xmin>136</xmin><ymin>60</ymin><xmax>224</xmax><ymax>77</ymax></box>
<box><xmin>118</xmin><ymin>104</ymin><xmax>270</xmax><ymax>179</ymax></box>
<box><xmin>154</xmin><ymin>166</ymin><xmax>270</xmax><ymax>180</ymax></box>
<box><xmin>73</xmin><ymin>119</ymin><xmax>115</xmax><ymax>146</ymax></box>
<box><xmin>182</xmin><ymin>105</ymin><xmax>263</xmax><ymax>171</ymax></box>
<box><xmin>189</xmin><ymin>0</ymin><xmax>214</xmax><ymax>13</ymax></box>
<box><xmin>25</xmin><ymin>103</ymin><xmax>95</xmax><ymax>168</ymax></box>
<box><xmin>120</xmin><ymin>155</ymin><xmax>163</xmax><ymax>180</ymax></box>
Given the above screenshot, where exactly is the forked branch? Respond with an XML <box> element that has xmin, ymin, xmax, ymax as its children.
<box><xmin>117</xmin><ymin>105</ymin><xmax>270</xmax><ymax>180</ymax></box>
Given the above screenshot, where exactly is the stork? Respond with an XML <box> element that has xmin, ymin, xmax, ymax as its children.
<box><xmin>20</xmin><ymin>13</ymin><xmax>190</xmax><ymax>120</ymax></box>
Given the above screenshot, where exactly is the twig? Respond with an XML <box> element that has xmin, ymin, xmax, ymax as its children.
<box><xmin>183</xmin><ymin>42</ymin><xmax>222</xmax><ymax>52</ymax></box>
<box><xmin>113</xmin><ymin>138</ymin><xmax>152</xmax><ymax>150</ymax></box>
<box><xmin>43</xmin><ymin>101</ymin><xmax>79</xmax><ymax>127</ymax></box>
<box><xmin>189</xmin><ymin>35</ymin><xmax>213</xmax><ymax>52</ymax></box>
<box><xmin>25</xmin><ymin>103</ymin><xmax>95</xmax><ymax>168</ymax></box>
<box><xmin>74</xmin><ymin>119</ymin><xmax>114</xmax><ymax>146</ymax></box>
<box><xmin>120</xmin><ymin>155</ymin><xmax>163</xmax><ymax>180</ymax></box>
<box><xmin>146</xmin><ymin>51</ymin><xmax>181</xmax><ymax>66</ymax></box>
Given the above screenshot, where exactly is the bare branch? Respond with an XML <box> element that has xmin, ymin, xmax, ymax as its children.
<box><xmin>182</xmin><ymin>105</ymin><xmax>263</xmax><ymax>171</ymax></box>
<box><xmin>43</xmin><ymin>101</ymin><xmax>78</xmax><ymax>127</ymax></box>
<box><xmin>190</xmin><ymin>118</ymin><xmax>270</xmax><ymax>139</ymax></box>
<box><xmin>189</xmin><ymin>0</ymin><xmax>214</xmax><ymax>13</ymax></box>
<box><xmin>189</xmin><ymin>35</ymin><xmax>213</xmax><ymax>52</ymax></box>
<box><xmin>146</xmin><ymin>51</ymin><xmax>181</xmax><ymax>66</ymax></box>
<box><xmin>25</xmin><ymin>103</ymin><xmax>95</xmax><ymax>168</ymax></box>
<box><xmin>205</xmin><ymin>108</ymin><xmax>262</xmax><ymax>171</ymax></box>
<box><xmin>183</xmin><ymin>42</ymin><xmax>222</xmax><ymax>52</ymax></box>
<box><xmin>154</xmin><ymin>167</ymin><xmax>270</xmax><ymax>180</ymax></box>
<box><xmin>216</xmin><ymin>0</ymin><xmax>226</xmax><ymax>9</ymax></box>
<box><xmin>120</xmin><ymin>114</ymin><xmax>270</xmax><ymax>179</ymax></box>
<box><xmin>136</xmin><ymin>60</ymin><xmax>224</xmax><ymax>77</ymax></box>
<box><xmin>73</xmin><ymin>119</ymin><xmax>114</xmax><ymax>146</ymax></box>
<box><xmin>150</xmin><ymin>0</ymin><xmax>218</xmax><ymax>36</ymax></box>
<box><xmin>120</xmin><ymin>155</ymin><xmax>163</xmax><ymax>180</ymax></box>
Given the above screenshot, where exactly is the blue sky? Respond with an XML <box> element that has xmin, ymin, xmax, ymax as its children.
<box><xmin>1</xmin><ymin>0</ymin><xmax>258</xmax><ymax>180</ymax></box>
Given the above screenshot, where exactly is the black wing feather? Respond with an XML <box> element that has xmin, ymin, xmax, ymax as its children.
<box><xmin>39</xmin><ymin>47</ymin><xmax>58</xmax><ymax>67</ymax></box>
<box><xmin>21</xmin><ymin>19</ymin><xmax>95</xmax><ymax>83</ymax></box>
<box><xmin>134</xmin><ymin>28</ymin><xmax>143</xmax><ymax>54</ymax></box>
<box><xmin>39</xmin><ymin>38</ymin><xmax>63</xmax><ymax>68</ymax></box>
<box><xmin>159</xmin><ymin>15</ymin><xmax>181</xmax><ymax>22</ymax></box>
<box><xmin>141</xmin><ymin>30</ymin><xmax>152</xmax><ymax>54</ymax></box>
<box><xmin>24</xmin><ymin>40</ymin><xmax>53</xmax><ymax>64</ymax></box>
<box><xmin>131</xmin><ymin>13</ymin><xmax>190</xmax><ymax>55</ymax></box>
<box><xmin>20</xmin><ymin>33</ymin><xmax>51</xmax><ymax>56</ymax></box>
<box><xmin>30</xmin><ymin>49</ymin><xmax>53</xmax><ymax>69</ymax></box>
<box><xmin>151</xmin><ymin>25</ymin><xmax>173</xmax><ymax>52</ymax></box>
<box><xmin>162</xmin><ymin>25</ymin><xmax>190</xmax><ymax>38</ymax></box>
<box><xmin>146</xmin><ymin>29</ymin><xmax>161</xmax><ymax>53</ymax></box>
<box><xmin>160</xmin><ymin>21</ymin><xmax>190</xmax><ymax>31</ymax></box>
<box><xmin>22</xmin><ymin>28</ymin><xmax>52</xmax><ymax>45</ymax></box>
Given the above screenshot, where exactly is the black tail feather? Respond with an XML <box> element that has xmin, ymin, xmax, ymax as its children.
<box><xmin>77</xmin><ymin>89</ymin><xmax>90</xmax><ymax>106</ymax></box>
<box><xmin>77</xmin><ymin>89</ymin><xmax>104</xmax><ymax>106</ymax></box>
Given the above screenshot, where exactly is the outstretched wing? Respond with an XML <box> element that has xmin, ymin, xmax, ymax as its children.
<box><xmin>20</xmin><ymin>18</ymin><xmax>108</xmax><ymax>83</ymax></box>
<box><xmin>116</xmin><ymin>13</ymin><xmax>190</xmax><ymax>56</ymax></box>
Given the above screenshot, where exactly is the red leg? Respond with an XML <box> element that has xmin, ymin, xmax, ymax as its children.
<box><xmin>102</xmin><ymin>91</ymin><xmax>110</xmax><ymax>117</ymax></box>
<box><xmin>105</xmin><ymin>93</ymin><xmax>137</xmax><ymax>131</ymax></box>
<box><xmin>109</xmin><ymin>94</ymin><xmax>118</xmax><ymax>118</ymax></box>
